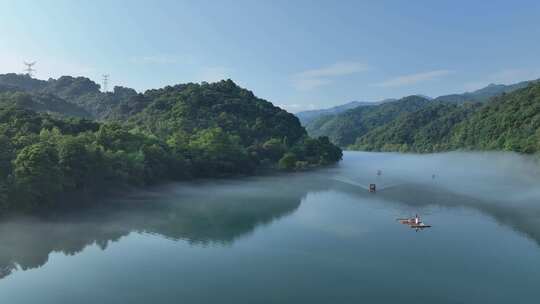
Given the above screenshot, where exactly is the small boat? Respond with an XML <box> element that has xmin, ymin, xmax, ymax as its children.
<box><xmin>397</xmin><ymin>214</ymin><xmax>432</xmax><ymax>230</ymax></box>
<box><xmin>369</xmin><ymin>184</ymin><xmax>376</xmax><ymax>192</ymax></box>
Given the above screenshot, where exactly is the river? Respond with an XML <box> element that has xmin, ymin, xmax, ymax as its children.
<box><xmin>0</xmin><ymin>151</ymin><xmax>539</xmax><ymax>303</ymax></box>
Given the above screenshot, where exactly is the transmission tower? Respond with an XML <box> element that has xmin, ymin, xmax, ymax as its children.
<box><xmin>102</xmin><ymin>74</ymin><xmax>109</xmax><ymax>92</ymax></box>
<box><xmin>23</xmin><ymin>61</ymin><xmax>36</xmax><ymax>77</ymax></box>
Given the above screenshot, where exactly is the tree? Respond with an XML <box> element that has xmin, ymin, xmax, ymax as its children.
<box><xmin>262</xmin><ymin>138</ymin><xmax>286</xmax><ymax>161</ymax></box>
<box><xmin>0</xmin><ymin>180</ymin><xmax>8</xmax><ymax>211</ymax></box>
<box><xmin>278</xmin><ymin>153</ymin><xmax>297</xmax><ymax>170</ymax></box>
<box><xmin>14</xmin><ymin>143</ymin><xmax>63</xmax><ymax>209</ymax></box>
<box><xmin>57</xmin><ymin>136</ymin><xmax>93</xmax><ymax>190</ymax></box>
<box><xmin>141</xmin><ymin>143</ymin><xmax>171</xmax><ymax>183</ymax></box>
<box><xmin>0</xmin><ymin>134</ymin><xmax>13</xmax><ymax>179</ymax></box>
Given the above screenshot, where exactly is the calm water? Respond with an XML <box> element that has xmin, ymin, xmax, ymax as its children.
<box><xmin>1</xmin><ymin>151</ymin><xmax>540</xmax><ymax>303</ymax></box>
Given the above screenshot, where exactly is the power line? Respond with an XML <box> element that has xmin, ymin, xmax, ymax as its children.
<box><xmin>23</xmin><ymin>61</ymin><xmax>36</xmax><ymax>77</ymax></box>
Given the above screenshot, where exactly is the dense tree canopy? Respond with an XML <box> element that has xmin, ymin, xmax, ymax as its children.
<box><xmin>0</xmin><ymin>91</ymin><xmax>91</xmax><ymax>118</ymax></box>
<box><xmin>0</xmin><ymin>73</ymin><xmax>138</xmax><ymax>119</ymax></box>
<box><xmin>348</xmin><ymin>82</ymin><xmax>540</xmax><ymax>153</ymax></box>
<box><xmin>0</xmin><ymin>75</ymin><xmax>342</xmax><ymax>213</ymax></box>
<box><xmin>352</xmin><ymin>103</ymin><xmax>479</xmax><ymax>153</ymax></box>
<box><xmin>451</xmin><ymin>83</ymin><xmax>540</xmax><ymax>153</ymax></box>
<box><xmin>305</xmin><ymin>95</ymin><xmax>431</xmax><ymax>147</ymax></box>
<box><xmin>305</xmin><ymin>80</ymin><xmax>540</xmax><ymax>153</ymax></box>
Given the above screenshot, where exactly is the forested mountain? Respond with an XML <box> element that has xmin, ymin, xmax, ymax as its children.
<box><xmin>0</xmin><ymin>73</ymin><xmax>136</xmax><ymax>119</ymax></box>
<box><xmin>305</xmin><ymin>95</ymin><xmax>431</xmax><ymax>147</ymax></box>
<box><xmin>0</xmin><ymin>75</ymin><xmax>342</xmax><ymax>213</ymax></box>
<box><xmin>0</xmin><ymin>73</ymin><xmax>48</xmax><ymax>91</ymax></box>
<box><xmin>351</xmin><ymin>82</ymin><xmax>540</xmax><ymax>153</ymax></box>
<box><xmin>295</xmin><ymin>99</ymin><xmax>394</xmax><ymax>125</ymax></box>
<box><xmin>451</xmin><ymin>82</ymin><xmax>540</xmax><ymax>153</ymax></box>
<box><xmin>0</xmin><ymin>91</ymin><xmax>91</xmax><ymax>118</ymax></box>
<box><xmin>351</xmin><ymin>103</ymin><xmax>479</xmax><ymax>152</ymax></box>
<box><xmin>126</xmin><ymin>80</ymin><xmax>306</xmax><ymax>143</ymax></box>
<box><xmin>297</xmin><ymin>81</ymin><xmax>531</xmax><ymax>127</ymax></box>
<box><xmin>306</xmin><ymin>79</ymin><xmax>539</xmax><ymax>151</ymax></box>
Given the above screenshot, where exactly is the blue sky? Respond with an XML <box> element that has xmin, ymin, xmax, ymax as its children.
<box><xmin>1</xmin><ymin>0</ymin><xmax>540</xmax><ymax>112</ymax></box>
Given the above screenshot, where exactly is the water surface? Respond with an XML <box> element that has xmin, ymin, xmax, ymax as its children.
<box><xmin>1</xmin><ymin>151</ymin><xmax>540</xmax><ymax>303</ymax></box>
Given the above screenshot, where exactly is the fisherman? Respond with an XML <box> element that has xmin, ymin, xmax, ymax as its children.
<box><xmin>414</xmin><ymin>214</ymin><xmax>420</xmax><ymax>225</ymax></box>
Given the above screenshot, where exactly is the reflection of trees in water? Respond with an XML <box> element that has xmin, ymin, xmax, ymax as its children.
<box><xmin>0</xmin><ymin>217</ymin><xmax>127</xmax><ymax>279</ymax></box>
<box><xmin>0</xmin><ymin>174</ymin><xmax>330</xmax><ymax>280</ymax></box>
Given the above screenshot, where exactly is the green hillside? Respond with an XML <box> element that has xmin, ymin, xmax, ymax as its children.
<box><xmin>0</xmin><ymin>76</ymin><xmax>342</xmax><ymax>213</ymax></box>
<box><xmin>305</xmin><ymin>95</ymin><xmax>431</xmax><ymax>147</ymax></box>
<box><xmin>451</xmin><ymin>83</ymin><xmax>540</xmax><ymax>153</ymax></box>
<box><xmin>0</xmin><ymin>74</ymin><xmax>136</xmax><ymax>119</ymax></box>
<box><xmin>352</xmin><ymin>103</ymin><xmax>479</xmax><ymax>152</ymax></box>
<box><xmin>351</xmin><ymin>82</ymin><xmax>540</xmax><ymax>154</ymax></box>
<box><xmin>0</xmin><ymin>91</ymin><xmax>91</xmax><ymax>118</ymax></box>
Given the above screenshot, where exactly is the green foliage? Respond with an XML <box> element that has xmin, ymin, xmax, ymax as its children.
<box><xmin>14</xmin><ymin>143</ymin><xmax>63</xmax><ymax>209</ymax></box>
<box><xmin>124</xmin><ymin>80</ymin><xmax>307</xmax><ymax>145</ymax></box>
<box><xmin>57</xmin><ymin>136</ymin><xmax>96</xmax><ymax>190</ymax></box>
<box><xmin>291</xmin><ymin>136</ymin><xmax>343</xmax><ymax>165</ymax></box>
<box><xmin>305</xmin><ymin>95</ymin><xmax>431</xmax><ymax>147</ymax></box>
<box><xmin>0</xmin><ymin>73</ymin><xmax>47</xmax><ymax>91</ymax></box>
<box><xmin>0</xmin><ymin>76</ymin><xmax>342</xmax><ymax>213</ymax></box>
<box><xmin>261</xmin><ymin>138</ymin><xmax>287</xmax><ymax>161</ymax></box>
<box><xmin>349</xmin><ymin>82</ymin><xmax>540</xmax><ymax>154</ymax></box>
<box><xmin>0</xmin><ymin>91</ymin><xmax>91</xmax><ymax>118</ymax></box>
<box><xmin>351</xmin><ymin>103</ymin><xmax>479</xmax><ymax>153</ymax></box>
<box><xmin>189</xmin><ymin>127</ymin><xmax>253</xmax><ymax>176</ymax></box>
<box><xmin>0</xmin><ymin>74</ymin><xmax>138</xmax><ymax>119</ymax></box>
<box><xmin>278</xmin><ymin>153</ymin><xmax>297</xmax><ymax>170</ymax></box>
<box><xmin>0</xmin><ymin>134</ymin><xmax>13</xmax><ymax>211</ymax></box>
<box><xmin>450</xmin><ymin>83</ymin><xmax>540</xmax><ymax>153</ymax></box>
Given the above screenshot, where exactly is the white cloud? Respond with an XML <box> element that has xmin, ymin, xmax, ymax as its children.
<box><xmin>374</xmin><ymin>69</ymin><xmax>452</xmax><ymax>87</ymax></box>
<box><xmin>291</xmin><ymin>61</ymin><xmax>369</xmax><ymax>91</ymax></box>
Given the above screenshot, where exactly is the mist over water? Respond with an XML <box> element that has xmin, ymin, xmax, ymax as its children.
<box><xmin>337</xmin><ymin>151</ymin><xmax>540</xmax><ymax>203</ymax></box>
<box><xmin>331</xmin><ymin>152</ymin><xmax>540</xmax><ymax>245</ymax></box>
<box><xmin>0</xmin><ymin>151</ymin><xmax>539</xmax><ymax>303</ymax></box>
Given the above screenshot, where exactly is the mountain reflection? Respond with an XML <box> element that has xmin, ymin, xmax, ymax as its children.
<box><xmin>328</xmin><ymin>151</ymin><xmax>540</xmax><ymax>247</ymax></box>
<box><xmin>0</xmin><ymin>174</ymin><xmax>330</xmax><ymax>280</ymax></box>
<box><xmin>2</xmin><ymin>151</ymin><xmax>540</xmax><ymax>282</ymax></box>
<box><xmin>332</xmin><ymin>179</ymin><xmax>540</xmax><ymax>247</ymax></box>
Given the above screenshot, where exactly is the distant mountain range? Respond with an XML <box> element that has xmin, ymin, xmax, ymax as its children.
<box><xmin>352</xmin><ymin>82</ymin><xmax>540</xmax><ymax>153</ymax></box>
<box><xmin>297</xmin><ymin>80</ymin><xmax>535</xmax><ymax>125</ymax></box>
<box><xmin>303</xmin><ymin>78</ymin><xmax>540</xmax><ymax>153</ymax></box>
<box><xmin>305</xmin><ymin>95</ymin><xmax>431</xmax><ymax>147</ymax></box>
<box><xmin>295</xmin><ymin>99</ymin><xmax>395</xmax><ymax>124</ymax></box>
